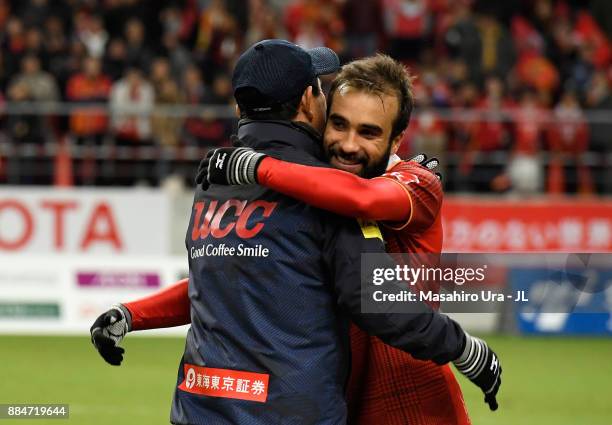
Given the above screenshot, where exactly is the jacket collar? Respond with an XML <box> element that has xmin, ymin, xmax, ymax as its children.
<box><xmin>237</xmin><ymin>119</ymin><xmax>324</xmax><ymax>160</ymax></box>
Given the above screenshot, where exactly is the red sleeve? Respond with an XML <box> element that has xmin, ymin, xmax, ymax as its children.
<box><xmin>257</xmin><ymin>157</ymin><xmax>411</xmax><ymax>222</ymax></box>
<box><xmin>123</xmin><ymin>278</ymin><xmax>191</xmax><ymax>331</ymax></box>
<box><xmin>380</xmin><ymin>162</ymin><xmax>443</xmax><ymax>233</ymax></box>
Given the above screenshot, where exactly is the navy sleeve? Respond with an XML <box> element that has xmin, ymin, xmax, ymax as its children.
<box><xmin>323</xmin><ymin>217</ymin><xmax>466</xmax><ymax>365</ymax></box>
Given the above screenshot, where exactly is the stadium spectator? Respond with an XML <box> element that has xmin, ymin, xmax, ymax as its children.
<box><xmin>8</xmin><ymin>54</ymin><xmax>59</xmax><ymax>102</ymax></box>
<box><xmin>149</xmin><ymin>56</ymin><xmax>184</xmax><ymax>148</ymax></box>
<box><xmin>109</xmin><ymin>66</ymin><xmax>154</xmax><ymax>146</ymax></box>
<box><xmin>202</xmin><ymin>73</ymin><xmax>232</xmax><ymax>106</ymax></box>
<box><xmin>294</xmin><ymin>20</ymin><xmax>326</xmax><ymax>50</ymax></box>
<box><xmin>17</xmin><ymin>0</ymin><xmax>51</xmax><ymax>28</ymax></box>
<box><xmin>102</xmin><ymin>38</ymin><xmax>127</xmax><ymax>81</ymax></box>
<box><xmin>0</xmin><ymin>0</ymin><xmax>9</xmax><ymax>30</ymax></box>
<box><xmin>547</xmin><ymin>89</ymin><xmax>593</xmax><ymax>194</ymax></box>
<box><xmin>203</xmin><ymin>72</ymin><xmax>234</xmax><ymax>142</ymax></box>
<box><xmin>5</xmin><ymin>81</ymin><xmax>45</xmax><ymax>145</ymax></box>
<box><xmin>182</xmin><ymin>64</ymin><xmax>205</xmax><ymax>103</ymax></box>
<box><xmin>2</xmin><ymin>17</ymin><xmax>27</xmax><ymax>79</ymax></box>
<box><xmin>151</xmin><ymin>78</ymin><xmax>184</xmax><ymax>148</ymax></box>
<box><xmin>101</xmin><ymin>0</ymin><xmax>156</xmax><ymax>42</ymax></box>
<box><xmin>66</xmin><ymin>54</ymin><xmax>112</xmax><ymax>186</ymax></box>
<box><xmin>585</xmin><ymin>71</ymin><xmax>612</xmax><ymax>193</ymax></box>
<box><xmin>124</xmin><ymin>18</ymin><xmax>154</xmax><ymax>71</ymax></box>
<box><xmin>23</xmin><ymin>27</ymin><xmax>47</xmax><ymax>69</ymax></box>
<box><xmin>585</xmin><ymin>71</ymin><xmax>612</xmax><ymax>154</ymax></box>
<box><xmin>66</xmin><ymin>56</ymin><xmax>112</xmax><ymax>144</ymax></box>
<box><xmin>573</xmin><ymin>10</ymin><xmax>611</xmax><ymax>70</ymax></box>
<box><xmin>512</xmin><ymin>88</ymin><xmax>546</xmax><ymax>158</ymax></box>
<box><xmin>75</xmin><ymin>14</ymin><xmax>109</xmax><ymax>60</ymax></box>
<box><xmin>402</xmin><ymin>91</ymin><xmax>448</xmax><ymax>173</ymax></box>
<box><xmin>59</xmin><ymin>40</ymin><xmax>90</xmax><ymax>94</ymax></box>
<box><xmin>473</xmin><ymin>76</ymin><xmax>513</xmax><ymax>152</ymax></box>
<box><xmin>108</xmin><ymin>66</ymin><xmax>155</xmax><ymax>185</ymax></box>
<box><xmin>444</xmin><ymin>57</ymin><xmax>470</xmax><ymax>88</ymax></box>
<box><xmin>194</xmin><ymin>0</ymin><xmax>238</xmax><ymax>67</ymax></box>
<box><xmin>284</xmin><ymin>0</ymin><xmax>320</xmax><ymax>40</ymax></box>
<box><xmin>417</xmin><ymin>48</ymin><xmax>453</xmax><ymax>106</ymax></box>
<box><xmin>245</xmin><ymin>0</ymin><xmax>288</xmax><ymax>47</ymax></box>
<box><xmin>159</xmin><ymin>5</ymin><xmax>184</xmax><ymax>40</ymax></box>
<box><xmin>43</xmin><ymin>15</ymin><xmax>71</xmax><ymax>88</ymax></box>
<box><xmin>384</xmin><ymin>0</ymin><xmax>432</xmax><ymax>61</ymax></box>
<box><xmin>181</xmin><ymin>64</ymin><xmax>227</xmax><ymax>147</ymax></box>
<box><xmin>476</xmin><ymin>13</ymin><xmax>515</xmax><ymax>81</ymax></box>
<box><xmin>224</xmin><ymin>0</ymin><xmax>250</xmax><ymax>31</ymax></box>
<box><xmin>150</xmin><ymin>57</ymin><xmax>173</xmax><ymax>95</ymax></box>
<box><xmin>5</xmin><ymin>80</ymin><xmax>50</xmax><ymax>185</ymax></box>
<box><xmin>449</xmin><ymin>81</ymin><xmax>479</xmax><ymax>191</ymax></box>
<box><xmin>591</xmin><ymin>0</ymin><xmax>612</xmax><ymax>39</ymax></box>
<box><xmin>159</xmin><ymin>32</ymin><xmax>193</xmax><ymax>83</ymax></box>
<box><xmin>457</xmin><ymin>75</ymin><xmax>513</xmax><ymax>192</ymax></box>
<box><xmin>511</xmin><ymin>12</ymin><xmax>560</xmax><ymax>96</ymax></box>
<box><xmin>527</xmin><ymin>0</ymin><xmax>560</xmax><ymax>64</ymax></box>
<box><xmin>342</xmin><ymin>0</ymin><xmax>384</xmax><ymax>59</ymax></box>
<box><xmin>505</xmin><ymin>88</ymin><xmax>546</xmax><ymax>194</ymax></box>
<box><xmin>444</xmin><ymin>3</ymin><xmax>481</xmax><ymax>82</ymax></box>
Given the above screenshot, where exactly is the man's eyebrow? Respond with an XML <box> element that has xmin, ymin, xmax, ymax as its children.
<box><xmin>329</xmin><ymin>113</ymin><xmax>347</xmax><ymax>121</ymax></box>
<box><xmin>358</xmin><ymin>123</ymin><xmax>383</xmax><ymax>134</ymax></box>
<box><xmin>329</xmin><ymin>113</ymin><xmax>383</xmax><ymax>134</ymax></box>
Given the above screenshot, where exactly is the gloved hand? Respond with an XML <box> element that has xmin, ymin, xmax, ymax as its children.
<box><xmin>90</xmin><ymin>304</ymin><xmax>132</xmax><ymax>366</ymax></box>
<box><xmin>408</xmin><ymin>153</ymin><xmax>442</xmax><ymax>180</ymax></box>
<box><xmin>195</xmin><ymin>141</ymin><xmax>267</xmax><ymax>190</ymax></box>
<box><xmin>453</xmin><ymin>333</ymin><xmax>502</xmax><ymax>411</ymax></box>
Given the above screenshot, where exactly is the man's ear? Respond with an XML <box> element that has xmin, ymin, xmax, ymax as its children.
<box><xmin>390</xmin><ymin>130</ymin><xmax>405</xmax><ymax>155</ymax></box>
<box><xmin>235</xmin><ymin>104</ymin><xmax>241</xmax><ymax>118</ymax></box>
<box><xmin>299</xmin><ymin>86</ymin><xmax>314</xmax><ymax>122</ymax></box>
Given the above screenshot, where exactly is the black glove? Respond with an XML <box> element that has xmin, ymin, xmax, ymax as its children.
<box><xmin>90</xmin><ymin>304</ymin><xmax>131</xmax><ymax>366</ymax></box>
<box><xmin>195</xmin><ymin>140</ymin><xmax>267</xmax><ymax>191</ymax></box>
<box><xmin>453</xmin><ymin>333</ymin><xmax>502</xmax><ymax>411</ymax></box>
<box><xmin>195</xmin><ymin>149</ymin><xmax>216</xmax><ymax>190</ymax></box>
<box><xmin>408</xmin><ymin>153</ymin><xmax>442</xmax><ymax>180</ymax></box>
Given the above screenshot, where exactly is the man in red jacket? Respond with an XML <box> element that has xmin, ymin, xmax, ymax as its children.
<box><xmin>93</xmin><ymin>54</ymin><xmax>501</xmax><ymax>424</ymax></box>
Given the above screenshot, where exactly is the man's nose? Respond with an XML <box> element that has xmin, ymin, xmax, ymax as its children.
<box><xmin>339</xmin><ymin>132</ymin><xmax>360</xmax><ymax>155</ymax></box>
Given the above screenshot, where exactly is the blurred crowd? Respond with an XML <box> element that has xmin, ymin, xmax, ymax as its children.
<box><xmin>0</xmin><ymin>0</ymin><xmax>610</xmax><ymax>193</ymax></box>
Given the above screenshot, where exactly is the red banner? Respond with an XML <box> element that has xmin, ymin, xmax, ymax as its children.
<box><xmin>442</xmin><ymin>198</ymin><xmax>612</xmax><ymax>252</ymax></box>
<box><xmin>178</xmin><ymin>364</ymin><xmax>269</xmax><ymax>403</ymax></box>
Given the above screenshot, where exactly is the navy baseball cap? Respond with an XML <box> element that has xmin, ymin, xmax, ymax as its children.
<box><xmin>233</xmin><ymin>39</ymin><xmax>340</xmax><ymax>113</ymax></box>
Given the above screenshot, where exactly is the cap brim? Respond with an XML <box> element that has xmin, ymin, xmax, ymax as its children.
<box><xmin>307</xmin><ymin>47</ymin><xmax>340</xmax><ymax>76</ymax></box>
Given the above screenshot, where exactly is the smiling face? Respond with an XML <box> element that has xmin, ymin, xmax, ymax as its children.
<box><xmin>324</xmin><ymin>85</ymin><xmax>403</xmax><ymax>177</ymax></box>
<box><xmin>321</xmin><ymin>54</ymin><xmax>414</xmax><ymax>177</ymax></box>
